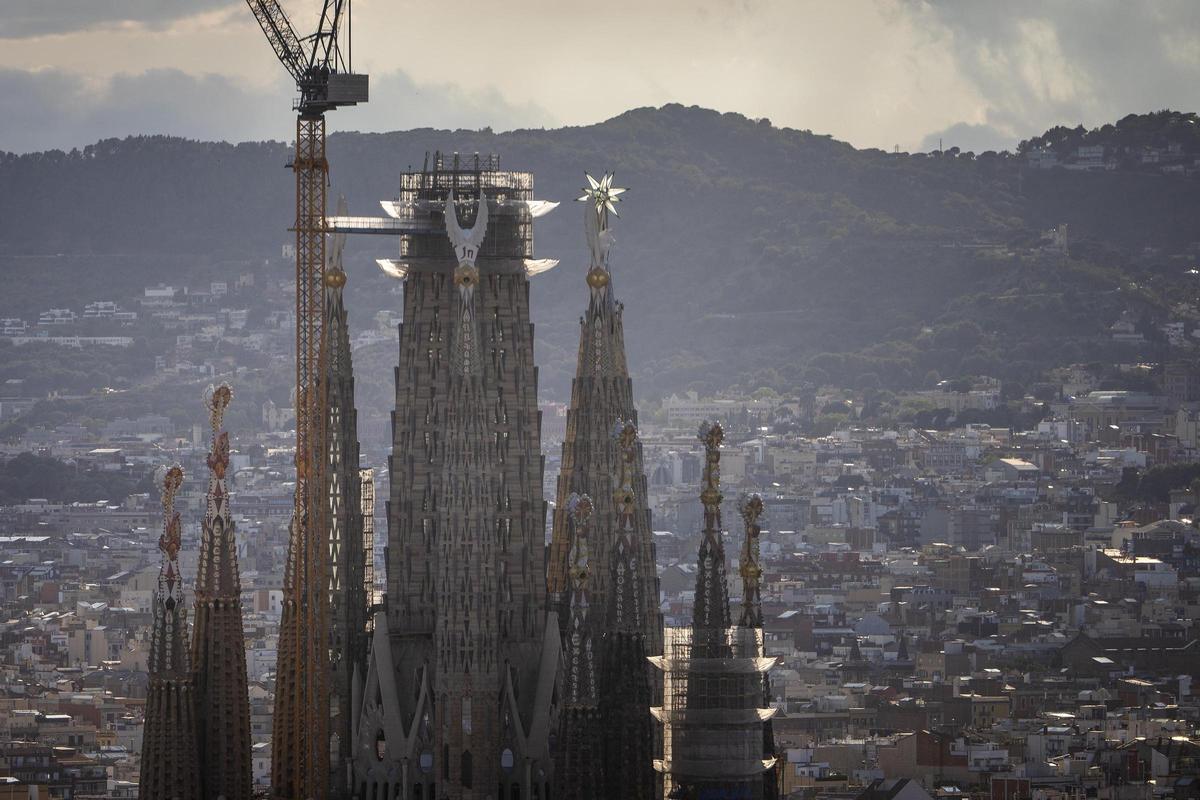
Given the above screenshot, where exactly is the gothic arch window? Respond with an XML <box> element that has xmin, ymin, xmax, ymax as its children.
<box><xmin>461</xmin><ymin>750</ymin><xmax>473</xmax><ymax>789</ymax></box>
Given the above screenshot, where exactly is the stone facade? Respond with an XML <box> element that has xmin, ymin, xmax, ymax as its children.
<box><xmin>354</xmin><ymin>156</ymin><xmax>559</xmax><ymax>800</ymax></box>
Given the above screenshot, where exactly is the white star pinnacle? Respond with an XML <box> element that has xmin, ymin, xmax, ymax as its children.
<box><xmin>577</xmin><ymin>171</ymin><xmax>627</xmax><ymax>220</ymax></box>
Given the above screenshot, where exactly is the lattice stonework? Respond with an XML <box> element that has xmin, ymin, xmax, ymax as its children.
<box><xmin>360</xmin><ymin>468</ymin><xmax>376</xmax><ymax>608</ymax></box>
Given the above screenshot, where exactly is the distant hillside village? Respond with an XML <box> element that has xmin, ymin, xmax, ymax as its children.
<box><xmin>1023</xmin><ymin>141</ymin><xmax>1200</xmax><ymax>175</ymax></box>
<box><xmin>1020</xmin><ymin>111</ymin><xmax>1200</xmax><ymax>176</ymax></box>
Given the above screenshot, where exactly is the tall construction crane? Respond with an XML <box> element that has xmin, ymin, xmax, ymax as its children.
<box><xmin>243</xmin><ymin>2</ymin><xmax>367</xmax><ymax>798</ymax></box>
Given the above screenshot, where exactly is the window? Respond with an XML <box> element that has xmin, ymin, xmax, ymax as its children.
<box><xmin>461</xmin><ymin>750</ymin><xmax>473</xmax><ymax>789</ymax></box>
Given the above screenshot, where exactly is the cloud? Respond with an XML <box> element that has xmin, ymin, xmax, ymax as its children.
<box><xmin>4</xmin><ymin>2</ymin><xmax>1200</xmax><ymax>153</ymax></box>
<box><xmin>918</xmin><ymin>122</ymin><xmax>1019</xmax><ymax>154</ymax></box>
<box><xmin>341</xmin><ymin>71</ymin><xmax>556</xmax><ymax>135</ymax></box>
<box><xmin>0</xmin><ymin>0</ymin><xmax>238</xmax><ymax>38</ymax></box>
<box><xmin>911</xmin><ymin>0</ymin><xmax>1200</xmax><ymax>143</ymax></box>
<box><xmin>0</xmin><ymin>67</ymin><xmax>555</xmax><ymax>154</ymax></box>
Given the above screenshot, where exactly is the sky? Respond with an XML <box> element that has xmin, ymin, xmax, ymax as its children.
<box><xmin>3</xmin><ymin>0</ymin><xmax>1200</xmax><ymax>154</ymax></box>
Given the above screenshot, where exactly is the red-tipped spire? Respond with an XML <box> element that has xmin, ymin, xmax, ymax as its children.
<box><xmin>139</xmin><ymin>465</ymin><xmax>200</xmax><ymax>800</ymax></box>
<box><xmin>190</xmin><ymin>383</ymin><xmax>252</xmax><ymax>800</ymax></box>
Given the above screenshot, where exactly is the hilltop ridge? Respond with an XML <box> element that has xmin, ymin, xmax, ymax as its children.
<box><xmin>2</xmin><ymin>105</ymin><xmax>1199</xmax><ymax>404</ymax></box>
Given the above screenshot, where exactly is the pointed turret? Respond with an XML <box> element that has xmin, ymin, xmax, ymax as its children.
<box><xmin>739</xmin><ymin>493</ymin><xmax>780</xmax><ymax>800</ymax></box>
<box><xmin>692</xmin><ymin>421</ymin><xmax>731</xmax><ymax>651</ymax></box>
<box><xmin>324</xmin><ymin>197</ymin><xmax>368</xmax><ymax>797</ymax></box>
<box><xmin>547</xmin><ymin>173</ymin><xmax>660</xmax><ymax>654</ymax></box>
<box><xmin>598</xmin><ymin>420</ymin><xmax>655</xmax><ymax>800</ymax></box>
<box><xmin>548</xmin><ymin>174</ymin><xmax>659</xmax><ymax>796</ymax></box>
<box><xmin>139</xmin><ymin>465</ymin><xmax>201</xmax><ymax>800</ymax></box>
<box><xmin>554</xmin><ymin>494</ymin><xmax>604</xmax><ymax>799</ymax></box>
<box><xmin>738</xmin><ymin>494</ymin><xmax>764</xmax><ymax>629</ymax></box>
<box><xmin>191</xmin><ymin>383</ymin><xmax>252</xmax><ymax>800</ymax></box>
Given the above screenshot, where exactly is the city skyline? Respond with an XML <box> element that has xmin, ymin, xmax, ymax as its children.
<box><xmin>5</xmin><ymin>5</ymin><xmax>1200</xmax><ymax>800</ymax></box>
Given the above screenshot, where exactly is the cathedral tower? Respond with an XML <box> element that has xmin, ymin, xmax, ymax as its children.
<box><xmin>653</xmin><ymin>422</ymin><xmax>777</xmax><ymax>799</ymax></box>
<box><xmin>138</xmin><ymin>466</ymin><xmax>200</xmax><ymax>800</ymax></box>
<box><xmin>549</xmin><ymin>175</ymin><xmax>658</xmax><ymax>797</ymax></box>
<box><xmin>191</xmin><ymin>384</ymin><xmax>252</xmax><ymax>800</ymax></box>
<box><xmin>324</xmin><ymin>208</ymin><xmax>369</xmax><ymax>797</ymax></box>
<box><xmin>546</xmin><ymin>173</ymin><xmax>661</xmax><ymax>654</ymax></box>
<box><xmin>354</xmin><ymin>153</ymin><xmax>560</xmax><ymax>800</ymax></box>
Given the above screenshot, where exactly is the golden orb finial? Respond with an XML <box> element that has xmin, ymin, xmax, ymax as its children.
<box><xmin>585</xmin><ymin>266</ymin><xmax>610</xmax><ymax>289</ymax></box>
<box><xmin>454</xmin><ymin>264</ymin><xmax>479</xmax><ymax>288</ymax></box>
<box><xmin>324</xmin><ymin>268</ymin><xmax>347</xmax><ymax>289</ymax></box>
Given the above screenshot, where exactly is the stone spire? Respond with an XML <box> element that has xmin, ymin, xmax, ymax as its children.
<box><xmin>692</xmin><ymin>421</ymin><xmax>731</xmax><ymax>648</ymax></box>
<box><xmin>139</xmin><ymin>465</ymin><xmax>200</xmax><ymax>800</ymax></box>
<box><xmin>598</xmin><ymin>420</ymin><xmax>655</xmax><ymax>800</ymax></box>
<box><xmin>550</xmin><ymin>172</ymin><xmax>659</xmax><ymax>798</ymax></box>
<box><xmin>555</xmin><ymin>494</ymin><xmax>604</xmax><ymax>799</ymax></box>
<box><xmin>323</xmin><ymin>200</ymin><xmax>368</xmax><ymax>797</ymax></box>
<box><xmin>191</xmin><ymin>383</ymin><xmax>252</xmax><ymax>800</ymax></box>
<box><xmin>737</xmin><ymin>494</ymin><xmax>765</xmax><ymax>629</ymax></box>
<box><xmin>547</xmin><ymin>172</ymin><xmax>660</xmax><ymax>655</ymax></box>
<box><xmin>738</xmin><ymin>493</ymin><xmax>779</xmax><ymax>800</ymax></box>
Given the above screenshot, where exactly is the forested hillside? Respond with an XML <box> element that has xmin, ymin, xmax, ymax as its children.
<box><xmin>4</xmin><ymin>105</ymin><xmax>1200</xmax><ymax>399</ymax></box>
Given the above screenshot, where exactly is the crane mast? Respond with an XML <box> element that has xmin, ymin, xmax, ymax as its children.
<box><xmin>243</xmin><ymin>2</ymin><xmax>367</xmax><ymax>798</ymax></box>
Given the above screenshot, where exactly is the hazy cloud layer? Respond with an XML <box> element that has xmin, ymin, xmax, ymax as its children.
<box><xmin>0</xmin><ymin>0</ymin><xmax>238</xmax><ymax>38</ymax></box>
<box><xmin>913</xmin><ymin>0</ymin><xmax>1200</xmax><ymax>150</ymax></box>
<box><xmin>0</xmin><ymin>67</ymin><xmax>555</xmax><ymax>154</ymax></box>
<box><xmin>2</xmin><ymin>1</ymin><xmax>1200</xmax><ymax>152</ymax></box>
